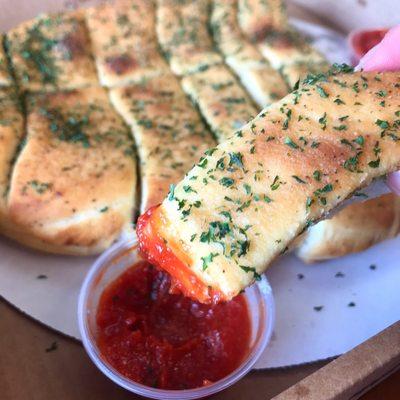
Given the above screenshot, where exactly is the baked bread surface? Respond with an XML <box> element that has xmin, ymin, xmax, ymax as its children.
<box><xmin>182</xmin><ymin>65</ymin><xmax>257</xmax><ymax>141</ymax></box>
<box><xmin>211</xmin><ymin>0</ymin><xmax>288</xmax><ymax>107</ymax></box>
<box><xmin>297</xmin><ymin>194</ymin><xmax>400</xmax><ymax>262</ymax></box>
<box><xmin>157</xmin><ymin>0</ymin><xmax>223</xmax><ymax>75</ymax></box>
<box><xmin>85</xmin><ymin>0</ymin><xmax>169</xmax><ymax>87</ymax></box>
<box><xmin>110</xmin><ymin>74</ymin><xmax>215</xmax><ymax>212</ymax></box>
<box><xmin>7</xmin><ymin>11</ymin><xmax>98</xmax><ymax>92</ymax></box>
<box><xmin>238</xmin><ymin>0</ymin><xmax>288</xmax><ymax>41</ymax></box>
<box><xmin>152</xmin><ymin>69</ymin><xmax>400</xmax><ymax>299</ymax></box>
<box><xmin>5</xmin><ymin>87</ymin><xmax>137</xmax><ymax>255</ymax></box>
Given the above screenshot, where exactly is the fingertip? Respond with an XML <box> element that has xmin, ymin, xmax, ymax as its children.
<box><xmin>387</xmin><ymin>171</ymin><xmax>400</xmax><ymax>196</ymax></box>
<box><xmin>357</xmin><ymin>24</ymin><xmax>400</xmax><ymax>72</ymax></box>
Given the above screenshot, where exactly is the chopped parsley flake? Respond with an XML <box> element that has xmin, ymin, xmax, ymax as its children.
<box><xmin>270</xmin><ymin>175</ymin><xmax>281</xmax><ymax>190</ymax></box>
<box><xmin>313</xmin><ymin>170</ymin><xmax>321</xmax><ymax>181</ymax></box>
<box><xmin>228</xmin><ymin>152</ymin><xmax>244</xmax><ymax>169</ymax></box>
<box><xmin>334</xmin><ymin>98</ymin><xmax>345</xmax><ymax>105</ymax></box>
<box><xmin>376</xmin><ymin>119</ymin><xmax>389</xmax><ymax>129</ymax></box>
<box><xmin>344</xmin><ymin>152</ymin><xmax>362</xmax><ymax>172</ymax></box>
<box><xmin>316</xmin><ymin>85</ymin><xmax>329</xmax><ymax>98</ymax></box>
<box><xmin>284</xmin><ymin>136</ymin><xmax>299</xmax><ymax>149</ymax></box>
<box><xmin>168</xmin><ymin>184</ymin><xmax>175</xmax><ymax>201</ymax></box>
<box><xmin>376</xmin><ymin>90</ymin><xmax>387</xmax><ymax>97</ymax></box>
<box><xmin>353</xmin><ymin>136</ymin><xmax>364</xmax><ymax>146</ymax></box>
<box><xmin>292</xmin><ymin>175</ymin><xmax>306</xmax><ymax>184</ymax></box>
<box><xmin>201</xmin><ymin>253</ymin><xmax>219</xmax><ymax>271</ymax></box>
<box><xmin>243</xmin><ymin>183</ymin><xmax>251</xmax><ymax>194</ymax></box>
<box><xmin>219</xmin><ymin>177</ymin><xmax>234</xmax><ymax>187</ymax></box>
<box><xmin>263</xmin><ymin>195</ymin><xmax>272</xmax><ymax>203</ymax></box>
<box><xmin>318</xmin><ymin>113</ymin><xmax>327</xmax><ymax>130</ymax></box>
<box><xmin>368</xmin><ymin>158</ymin><xmax>380</xmax><ymax>168</ymax></box>
<box><xmin>240</xmin><ymin>265</ymin><xmax>261</xmax><ymax>281</ymax></box>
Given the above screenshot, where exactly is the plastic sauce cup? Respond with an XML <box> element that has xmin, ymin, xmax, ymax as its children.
<box><xmin>78</xmin><ymin>238</ymin><xmax>275</xmax><ymax>399</ymax></box>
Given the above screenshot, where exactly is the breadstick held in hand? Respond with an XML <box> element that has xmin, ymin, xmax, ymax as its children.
<box><xmin>137</xmin><ymin>33</ymin><xmax>400</xmax><ymax>303</ymax></box>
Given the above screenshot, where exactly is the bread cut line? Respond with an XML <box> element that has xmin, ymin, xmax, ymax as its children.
<box><xmin>85</xmin><ymin>0</ymin><xmax>169</xmax><ymax>87</ymax></box>
<box><xmin>7</xmin><ymin>11</ymin><xmax>98</xmax><ymax>92</ymax></box>
<box><xmin>237</xmin><ymin>0</ymin><xmax>328</xmax><ymax>88</ymax></box>
<box><xmin>257</xmin><ymin>30</ymin><xmax>328</xmax><ymax>89</ymax></box>
<box><xmin>238</xmin><ymin>0</ymin><xmax>288</xmax><ymax>42</ymax></box>
<box><xmin>156</xmin><ymin>0</ymin><xmax>223</xmax><ymax>76</ymax></box>
<box><xmin>182</xmin><ymin>65</ymin><xmax>258</xmax><ymax>141</ymax></box>
<box><xmin>3</xmin><ymin>87</ymin><xmax>137</xmax><ymax>255</ymax></box>
<box><xmin>110</xmin><ymin>74</ymin><xmax>216</xmax><ymax>212</ymax></box>
<box><xmin>235</xmin><ymin>0</ymin><xmax>400</xmax><ymax>258</ymax></box>
<box><xmin>0</xmin><ymin>88</ymin><xmax>24</xmax><ymax>218</ymax></box>
<box><xmin>0</xmin><ymin>36</ymin><xmax>13</xmax><ymax>87</ymax></box>
<box><xmin>297</xmin><ymin>193</ymin><xmax>400</xmax><ymax>262</ymax></box>
<box><xmin>211</xmin><ymin>0</ymin><xmax>288</xmax><ymax>107</ymax></box>
<box><xmin>156</xmin><ymin>0</ymin><xmax>259</xmax><ymax>142</ymax></box>
<box><xmin>256</xmin><ymin>31</ymin><xmax>326</xmax><ymax>71</ymax></box>
<box><xmin>137</xmin><ymin>68</ymin><xmax>400</xmax><ymax>302</ymax></box>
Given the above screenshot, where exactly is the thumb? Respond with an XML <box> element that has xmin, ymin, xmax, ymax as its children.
<box><xmin>357</xmin><ymin>25</ymin><xmax>400</xmax><ymax>72</ymax></box>
<box><xmin>356</xmin><ymin>25</ymin><xmax>400</xmax><ymax>196</ymax></box>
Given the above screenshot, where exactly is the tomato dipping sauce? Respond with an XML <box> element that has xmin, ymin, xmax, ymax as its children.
<box><xmin>96</xmin><ymin>261</ymin><xmax>251</xmax><ymax>390</ymax></box>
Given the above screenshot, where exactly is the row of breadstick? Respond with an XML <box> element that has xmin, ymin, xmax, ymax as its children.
<box><xmin>0</xmin><ymin>0</ymin><xmax>396</xmax><ymax>260</ymax></box>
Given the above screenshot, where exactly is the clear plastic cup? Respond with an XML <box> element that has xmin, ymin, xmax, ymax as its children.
<box><xmin>78</xmin><ymin>237</ymin><xmax>275</xmax><ymax>399</ymax></box>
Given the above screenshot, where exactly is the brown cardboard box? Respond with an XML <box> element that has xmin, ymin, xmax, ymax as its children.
<box><xmin>0</xmin><ymin>300</ymin><xmax>399</xmax><ymax>399</ymax></box>
<box><xmin>274</xmin><ymin>321</ymin><xmax>400</xmax><ymax>399</ymax></box>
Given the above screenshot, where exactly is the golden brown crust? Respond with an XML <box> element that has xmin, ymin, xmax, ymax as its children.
<box><xmin>211</xmin><ymin>0</ymin><xmax>288</xmax><ymax>107</ymax></box>
<box><xmin>156</xmin><ymin>0</ymin><xmax>223</xmax><ymax>76</ymax></box>
<box><xmin>256</xmin><ymin>29</ymin><xmax>327</xmax><ymax>70</ymax></box>
<box><xmin>182</xmin><ymin>65</ymin><xmax>257</xmax><ymax>141</ymax></box>
<box><xmin>7</xmin><ymin>11</ymin><xmax>98</xmax><ymax>92</ymax></box>
<box><xmin>280</xmin><ymin>60</ymin><xmax>330</xmax><ymax>89</ymax></box>
<box><xmin>155</xmin><ymin>69</ymin><xmax>400</xmax><ymax>299</ymax></box>
<box><xmin>237</xmin><ymin>1</ymin><xmax>327</xmax><ymax>88</ymax></box>
<box><xmin>297</xmin><ymin>194</ymin><xmax>400</xmax><ymax>262</ymax></box>
<box><xmin>85</xmin><ymin>0</ymin><xmax>169</xmax><ymax>87</ymax></box>
<box><xmin>238</xmin><ymin>0</ymin><xmax>288</xmax><ymax>41</ymax></box>
<box><xmin>0</xmin><ymin>210</ymin><xmax>129</xmax><ymax>256</ymax></box>
<box><xmin>4</xmin><ymin>87</ymin><xmax>137</xmax><ymax>255</ymax></box>
<box><xmin>0</xmin><ymin>88</ymin><xmax>24</xmax><ymax>216</ymax></box>
<box><xmin>110</xmin><ymin>74</ymin><xmax>215</xmax><ymax>212</ymax></box>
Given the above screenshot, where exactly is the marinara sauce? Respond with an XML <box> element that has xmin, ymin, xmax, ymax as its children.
<box><xmin>96</xmin><ymin>261</ymin><xmax>251</xmax><ymax>390</ymax></box>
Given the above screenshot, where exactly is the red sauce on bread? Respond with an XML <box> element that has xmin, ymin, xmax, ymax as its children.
<box><xmin>136</xmin><ymin>206</ymin><xmax>224</xmax><ymax>303</ymax></box>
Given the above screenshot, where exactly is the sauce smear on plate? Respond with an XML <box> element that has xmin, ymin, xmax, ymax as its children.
<box><xmin>96</xmin><ymin>261</ymin><xmax>251</xmax><ymax>389</ymax></box>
